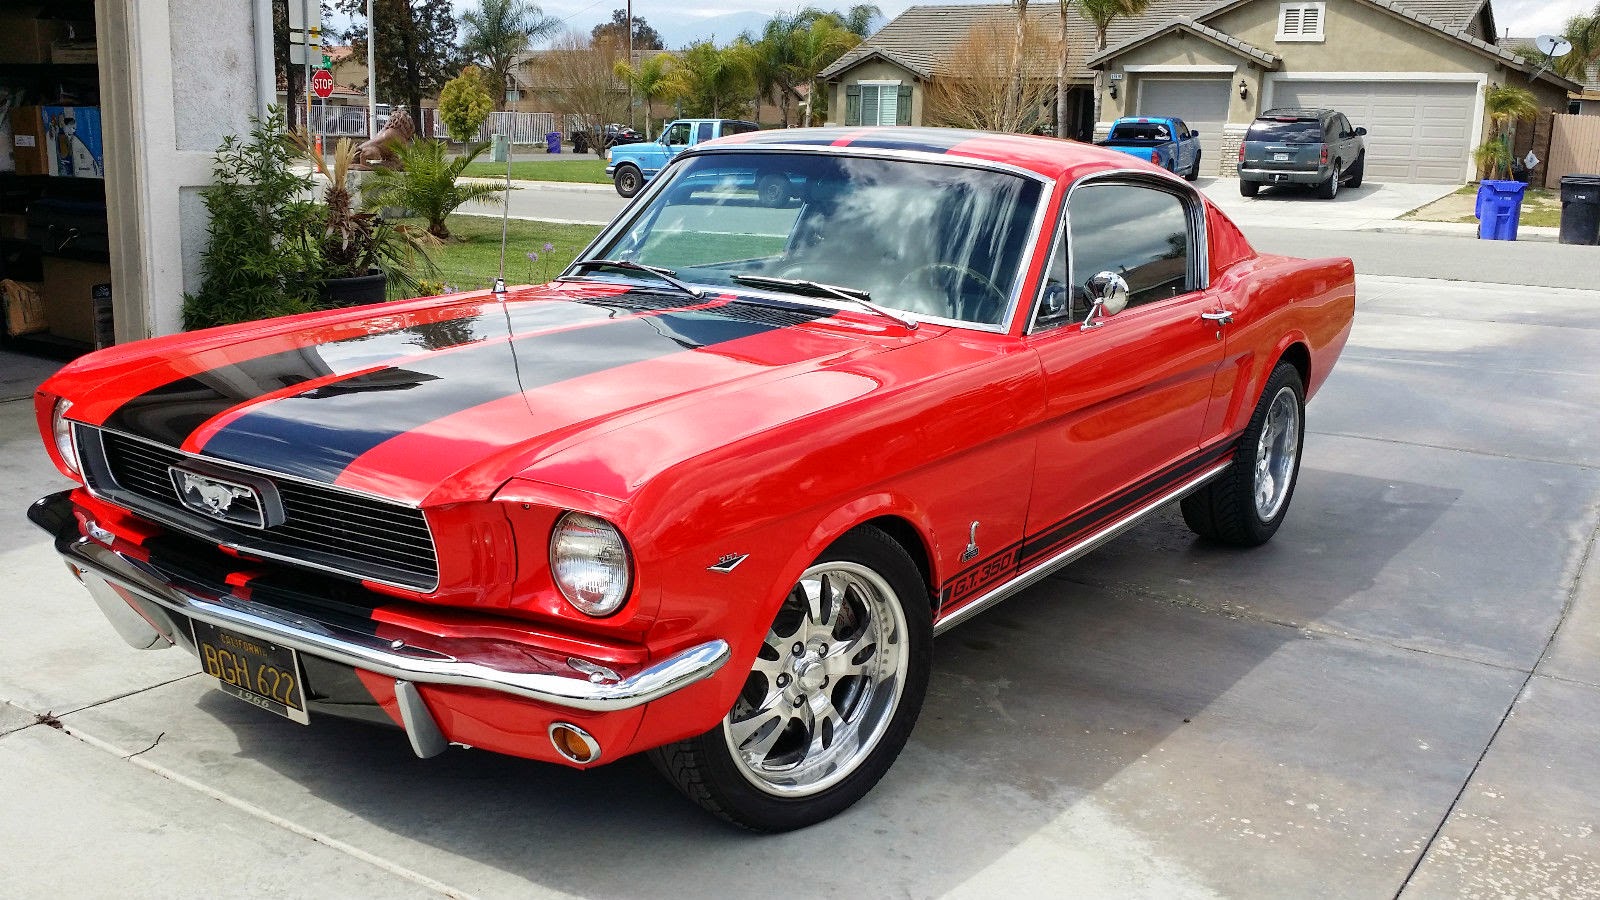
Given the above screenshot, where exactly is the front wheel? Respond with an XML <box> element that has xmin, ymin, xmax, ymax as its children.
<box><xmin>650</xmin><ymin>527</ymin><xmax>932</xmax><ymax>832</ymax></box>
<box><xmin>1346</xmin><ymin>152</ymin><xmax>1365</xmax><ymax>188</ymax></box>
<box><xmin>1181</xmin><ymin>361</ymin><xmax>1305</xmax><ymax>546</ymax></box>
<box><xmin>613</xmin><ymin>165</ymin><xmax>643</xmax><ymax>198</ymax></box>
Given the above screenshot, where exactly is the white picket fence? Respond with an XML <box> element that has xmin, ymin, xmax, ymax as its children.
<box><xmin>307</xmin><ymin>107</ymin><xmax>590</xmax><ymax>145</ymax></box>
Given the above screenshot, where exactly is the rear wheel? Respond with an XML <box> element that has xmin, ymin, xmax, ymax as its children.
<box><xmin>1318</xmin><ymin>163</ymin><xmax>1340</xmax><ymax>199</ymax></box>
<box><xmin>1181</xmin><ymin>361</ymin><xmax>1305</xmax><ymax>547</ymax></box>
<box><xmin>757</xmin><ymin>174</ymin><xmax>791</xmax><ymax>206</ymax></box>
<box><xmin>1239</xmin><ymin>179</ymin><xmax>1259</xmax><ymax>198</ymax></box>
<box><xmin>1185</xmin><ymin>151</ymin><xmax>1202</xmax><ymax>181</ymax></box>
<box><xmin>1346</xmin><ymin>152</ymin><xmax>1365</xmax><ymax>188</ymax></box>
<box><xmin>614</xmin><ymin>165</ymin><xmax>643</xmax><ymax>198</ymax></box>
<box><xmin>650</xmin><ymin>527</ymin><xmax>932</xmax><ymax>832</ymax></box>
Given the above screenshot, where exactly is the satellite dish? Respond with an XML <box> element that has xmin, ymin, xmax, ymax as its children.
<box><xmin>1535</xmin><ymin>34</ymin><xmax>1573</xmax><ymax>58</ymax></box>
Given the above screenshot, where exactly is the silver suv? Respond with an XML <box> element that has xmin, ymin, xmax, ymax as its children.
<box><xmin>1238</xmin><ymin>108</ymin><xmax>1367</xmax><ymax>199</ymax></box>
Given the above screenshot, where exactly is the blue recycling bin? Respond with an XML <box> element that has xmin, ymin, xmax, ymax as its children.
<box><xmin>545</xmin><ymin>131</ymin><xmax>561</xmax><ymax>154</ymax></box>
<box><xmin>1474</xmin><ymin>179</ymin><xmax>1527</xmax><ymax>241</ymax></box>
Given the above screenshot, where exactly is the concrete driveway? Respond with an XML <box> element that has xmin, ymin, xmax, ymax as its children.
<box><xmin>3</xmin><ymin>246</ymin><xmax>1599</xmax><ymax>895</ymax></box>
<box><xmin>1197</xmin><ymin>178</ymin><xmax>1461</xmax><ymax>232</ymax></box>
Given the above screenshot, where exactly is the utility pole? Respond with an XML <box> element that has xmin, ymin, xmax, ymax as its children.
<box><xmin>367</xmin><ymin>0</ymin><xmax>377</xmax><ymax>135</ymax></box>
<box><xmin>627</xmin><ymin>0</ymin><xmax>634</xmax><ymax>129</ymax></box>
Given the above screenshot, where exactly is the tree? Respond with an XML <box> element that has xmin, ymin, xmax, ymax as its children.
<box><xmin>839</xmin><ymin>4</ymin><xmax>881</xmax><ymax>37</ymax></box>
<box><xmin>614</xmin><ymin>53</ymin><xmax>681</xmax><ymax>137</ymax></box>
<box><xmin>672</xmin><ymin>40</ymin><xmax>754</xmax><ymax>119</ymax></box>
<box><xmin>536</xmin><ymin>33</ymin><xmax>630</xmax><ymax>156</ymax></box>
<box><xmin>1553</xmin><ymin>7</ymin><xmax>1600</xmax><ymax>81</ymax></box>
<box><xmin>336</xmin><ymin>0</ymin><xmax>462</xmax><ymax>128</ymax></box>
<box><xmin>439</xmin><ymin>65</ymin><xmax>495</xmax><ymax>142</ymax></box>
<box><xmin>1473</xmin><ymin>83</ymin><xmax>1539</xmax><ymax>181</ymax></box>
<box><xmin>460</xmin><ymin>0</ymin><xmax>558</xmax><ymax>109</ymax></box>
<box><xmin>926</xmin><ymin>19</ymin><xmax>1056</xmax><ymax>132</ymax></box>
<box><xmin>1077</xmin><ymin>0</ymin><xmax>1151</xmax><ymax>124</ymax></box>
<box><xmin>592</xmin><ymin>10</ymin><xmax>664</xmax><ymax>51</ymax></box>
<box><xmin>358</xmin><ymin>139</ymin><xmax>507</xmax><ymax>238</ymax></box>
<box><xmin>790</xmin><ymin>16</ymin><xmax>860</xmax><ymax>125</ymax></box>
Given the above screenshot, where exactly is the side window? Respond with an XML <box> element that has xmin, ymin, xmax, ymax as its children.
<box><xmin>1338</xmin><ymin>114</ymin><xmax>1351</xmax><ymax>137</ymax></box>
<box><xmin>1173</xmin><ymin>119</ymin><xmax>1188</xmax><ymax>138</ymax></box>
<box><xmin>695</xmin><ymin>121</ymin><xmax>716</xmax><ymax>143</ymax></box>
<box><xmin>1032</xmin><ymin>182</ymin><xmax>1194</xmax><ymax>330</ymax></box>
<box><xmin>665</xmin><ymin>123</ymin><xmax>691</xmax><ymax>147</ymax></box>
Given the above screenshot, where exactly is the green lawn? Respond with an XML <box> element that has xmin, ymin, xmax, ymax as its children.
<box><xmin>402</xmin><ymin>215</ymin><xmax>603</xmax><ymax>294</ymax></box>
<box><xmin>1448</xmin><ymin>183</ymin><xmax>1562</xmax><ymax>228</ymax></box>
<box><xmin>459</xmin><ymin>158</ymin><xmax>611</xmax><ymax>184</ymax></box>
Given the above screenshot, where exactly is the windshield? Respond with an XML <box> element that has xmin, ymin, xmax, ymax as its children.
<box><xmin>579</xmin><ymin>151</ymin><xmax>1044</xmax><ymax>327</ymax></box>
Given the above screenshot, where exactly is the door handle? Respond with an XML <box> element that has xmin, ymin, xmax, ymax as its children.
<box><xmin>1201</xmin><ymin>310</ymin><xmax>1234</xmax><ymax>325</ymax></box>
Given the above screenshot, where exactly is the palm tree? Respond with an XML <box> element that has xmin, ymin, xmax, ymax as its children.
<box><xmin>1555</xmin><ymin>8</ymin><xmax>1600</xmax><ymax>81</ymax></box>
<box><xmin>358</xmin><ymin>139</ymin><xmax>508</xmax><ymax>239</ymax></box>
<box><xmin>1077</xmin><ymin>0</ymin><xmax>1151</xmax><ymax>124</ymax></box>
<box><xmin>672</xmin><ymin>41</ymin><xmax>752</xmax><ymax>119</ymax></box>
<box><xmin>1474</xmin><ymin>83</ymin><xmax>1539</xmax><ymax>181</ymax></box>
<box><xmin>791</xmin><ymin>16</ymin><xmax>861</xmax><ymax>125</ymax></box>
<box><xmin>840</xmin><ymin>4</ymin><xmax>881</xmax><ymax>38</ymax></box>
<box><xmin>615</xmin><ymin>53</ymin><xmax>680</xmax><ymax>138</ymax></box>
<box><xmin>460</xmin><ymin>0</ymin><xmax>558</xmax><ymax>110</ymax></box>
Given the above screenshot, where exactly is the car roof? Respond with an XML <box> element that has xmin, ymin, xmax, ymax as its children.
<box><xmin>695</xmin><ymin>125</ymin><xmax>1173</xmax><ymax>183</ymax></box>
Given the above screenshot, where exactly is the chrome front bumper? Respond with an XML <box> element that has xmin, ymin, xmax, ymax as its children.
<box><xmin>30</xmin><ymin>491</ymin><xmax>729</xmax><ymax>733</ymax></box>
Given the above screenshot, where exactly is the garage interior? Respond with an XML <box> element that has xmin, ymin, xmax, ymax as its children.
<box><xmin>0</xmin><ymin>0</ymin><xmax>111</xmax><ymax>359</ymax></box>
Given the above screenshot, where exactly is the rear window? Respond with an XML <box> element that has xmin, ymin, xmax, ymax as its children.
<box><xmin>1109</xmin><ymin>123</ymin><xmax>1171</xmax><ymax>141</ymax></box>
<box><xmin>1246</xmin><ymin>119</ymin><xmax>1324</xmax><ymax>143</ymax></box>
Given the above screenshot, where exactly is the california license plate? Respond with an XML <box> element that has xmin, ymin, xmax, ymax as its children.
<box><xmin>192</xmin><ymin>620</ymin><xmax>309</xmax><ymax>724</ymax></box>
<box><xmin>1273</xmin><ymin>153</ymin><xmax>1290</xmax><ymax>161</ymax></box>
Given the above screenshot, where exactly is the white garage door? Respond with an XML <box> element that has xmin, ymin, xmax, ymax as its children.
<box><xmin>1136</xmin><ymin>78</ymin><xmax>1230</xmax><ymax>176</ymax></box>
<box><xmin>1272</xmin><ymin>80</ymin><xmax>1476</xmax><ymax>183</ymax></box>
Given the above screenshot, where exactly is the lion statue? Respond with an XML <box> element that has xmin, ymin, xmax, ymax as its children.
<box><xmin>354</xmin><ymin>107</ymin><xmax>415</xmax><ymax>169</ymax></box>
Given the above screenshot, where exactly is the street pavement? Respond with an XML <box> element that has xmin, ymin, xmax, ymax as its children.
<box><xmin>2</xmin><ymin>182</ymin><xmax>1599</xmax><ymax>897</ymax></box>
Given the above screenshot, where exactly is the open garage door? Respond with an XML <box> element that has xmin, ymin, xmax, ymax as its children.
<box><xmin>1136</xmin><ymin>78</ymin><xmax>1229</xmax><ymax>176</ymax></box>
<box><xmin>1271</xmin><ymin>80</ymin><xmax>1476</xmax><ymax>183</ymax></box>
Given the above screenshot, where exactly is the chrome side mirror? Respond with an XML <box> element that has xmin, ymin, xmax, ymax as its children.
<box><xmin>1081</xmin><ymin>271</ymin><xmax>1129</xmax><ymax>329</ymax></box>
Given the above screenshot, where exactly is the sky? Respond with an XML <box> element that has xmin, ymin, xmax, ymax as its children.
<box><xmin>415</xmin><ymin>0</ymin><xmax>1599</xmax><ymax>47</ymax></box>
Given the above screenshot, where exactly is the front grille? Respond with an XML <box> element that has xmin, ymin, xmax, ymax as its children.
<box><xmin>82</xmin><ymin>427</ymin><xmax>440</xmax><ymax>591</ymax></box>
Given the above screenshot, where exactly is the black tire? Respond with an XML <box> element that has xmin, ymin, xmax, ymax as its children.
<box><xmin>1318</xmin><ymin>163</ymin><xmax>1340</xmax><ymax>199</ymax></box>
<box><xmin>1181</xmin><ymin>361</ymin><xmax>1306</xmax><ymax>547</ymax></box>
<box><xmin>1239</xmin><ymin>179</ymin><xmax>1259</xmax><ymax>198</ymax></box>
<box><xmin>1347</xmin><ymin>152</ymin><xmax>1364</xmax><ymax>188</ymax></box>
<box><xmin>614</xmin><ymin>165</ymin><xmax>643</xmax><ymax>198</ymax></box>
<box><xmin>1185</xmin><ymin>151</ymin><xmax>1202</xmax><ymax>181</ymax></box>
<box><xmin>756</xmin><ymin>174</ymin><xmax>790</xmax><ymax>207</ymax></box>
<box><xmin>650</xmin><ymin>526</ymin><xmax>932</xmax><ymax>832</ymax></box>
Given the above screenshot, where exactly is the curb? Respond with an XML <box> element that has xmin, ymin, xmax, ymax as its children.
<box><xmin>461</xmin><ymin>177</ymin><xmax>615</xmax><ymax>195</ymax></box>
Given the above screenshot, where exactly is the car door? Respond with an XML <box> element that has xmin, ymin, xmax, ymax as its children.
<box><xmin>1020</xmin><ymin>177</ymin><xmax>1228</xmax><ymax>569</ymax></box>
<box><xmin>1172</xmin><ymin>119</ymin><xmax>1195</xmax><ymax>171</ymax></box>
<box><xmin>661</xmin><ymin>121</ymin><xmax>692</xmax><ymax>169</ymax></box>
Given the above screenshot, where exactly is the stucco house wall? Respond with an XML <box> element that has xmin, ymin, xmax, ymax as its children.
<box><xmin>826</xmin><ymin>58</ymin><xmax>925</xmax><ymax>126</ymax></box>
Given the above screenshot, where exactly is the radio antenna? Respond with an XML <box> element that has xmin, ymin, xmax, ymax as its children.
<box><xmin>493</xmin><ymin>135</ymin><xmax>512</xmax><ymax>294</ymax></box>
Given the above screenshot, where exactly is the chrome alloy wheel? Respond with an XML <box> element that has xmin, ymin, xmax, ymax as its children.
<box><xmin>722</xmin><ymin>561</ymin><xmax>910</xmax><ymax>797</ymax></box>
<box><xmin>1253</xmin><ymin>384</ymin><xmax>1302</xmax><ymax>521</ymax></box>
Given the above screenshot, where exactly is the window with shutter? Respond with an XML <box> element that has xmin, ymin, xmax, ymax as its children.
<box><xmin>857</xmin><ymin>82</ymin><xmax>904</xmax><ymax>126</ymax></box>
<box><xmin>896</xmin><ymin>85</ymin><xmax>913</xmax><ymax>125</ymax></box>
<box><xmin>1276</xmin><ymin>2</ymin><xmax>1326</xmax><ymax>41</ymax></box>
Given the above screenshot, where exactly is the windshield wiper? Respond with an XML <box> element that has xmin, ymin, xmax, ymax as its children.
<box><xmin>731</xmin><ymin>274</ymin><xmax>918</xmax><ymax>331</ymax></box>
<box><xmin>568</xmin><ymin>258</ymin><xmax>703</xmax><ymax>298</ymax></box>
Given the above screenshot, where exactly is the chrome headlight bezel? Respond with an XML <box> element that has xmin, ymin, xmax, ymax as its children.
<box><xmin>549</xmin><ymin>511</ymin><xmax>634</xmax><ymax>617</ymax></box>
<box><xmin>51</xmin><ymin>398</ymin><xmax>80</xmax><ymax>476</ymax></box>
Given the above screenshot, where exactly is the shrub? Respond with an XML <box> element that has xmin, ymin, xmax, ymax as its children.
<box><xmin>439</xmin><ymin>65</ymin><xmax>495</xmax><ymax>144</ymax></box>
<box><xmin>358</xmin><ymin>139</ymin><xmax>508</xmax><ymax>238</ymax></box>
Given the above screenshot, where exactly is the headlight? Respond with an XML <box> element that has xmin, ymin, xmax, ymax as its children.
<box><xmin>51</xmin><ymin>398</ymin><xmax>79</xmax><ymax>475</ymax></box>
<box><xmin>549</xmin><ymin>512</ymin><xmax>632</xmax><ymax>616</ymax></box>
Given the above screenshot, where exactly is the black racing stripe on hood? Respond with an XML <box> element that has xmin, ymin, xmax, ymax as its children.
<box><xmin>100</xmin><ymin>300</ymin><xmax>630</xmax><ymax>448</ymax></box>
<box><xmin>195</xmin><ymin>302</ymin><xmax>826</xmax><ymax>484</ymax></box>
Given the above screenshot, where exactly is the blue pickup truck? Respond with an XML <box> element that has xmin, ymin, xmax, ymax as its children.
<box><xmin>606</xmin><ymin>118</ymin><xmax>761</xmax><ymax>197</ymax></box>
<box><xmin>1095</xmin><ymin>117</ymin><xmax>1203</xmax><ymax>181</ymax></box>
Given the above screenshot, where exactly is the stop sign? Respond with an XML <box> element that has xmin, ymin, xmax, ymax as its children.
<box><xmin>311</xmin><ymin>69</ymin><xmax>334</xmax><ymax>99</ymax></box>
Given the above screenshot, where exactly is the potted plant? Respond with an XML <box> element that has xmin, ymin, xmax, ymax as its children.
<box><xmin>357</xmin><ymin>138</ymin><xmax>508</xmax><ymax>239</ymax></box>
<box><xmin>291</xmin><ymin>131</ymin><xmax>439</xmax><ymax>305</ymax></box>
<box><xmin>183</xmin><ymin>109</ymin><xmax>324</xmax><ymax>329</ymax></box>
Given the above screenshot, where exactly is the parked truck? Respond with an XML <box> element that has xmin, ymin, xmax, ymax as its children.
<box><xmin>606</xmin><ymin>118</ymin><xmax>761</xmax><ymax>197</ymax></box>
<box><xmin>1095</xmin><ymin>117</ymin><xmax>1203</xmax><ymax>181</ymax></box>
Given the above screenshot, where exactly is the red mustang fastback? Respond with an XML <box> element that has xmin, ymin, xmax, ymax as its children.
<box><xmin>30</xmin><ymin>128</ymin><xmax>1353</xmax><ymax>831</ymax></box>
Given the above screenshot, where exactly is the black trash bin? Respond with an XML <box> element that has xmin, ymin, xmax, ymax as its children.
<box><xmin>1558</xmin><ymin>174</ymin><xmax>1600</xmax><ymax>246</ymax></box>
